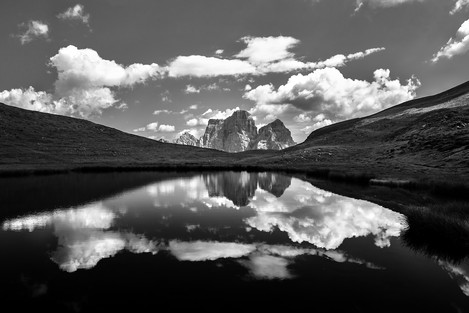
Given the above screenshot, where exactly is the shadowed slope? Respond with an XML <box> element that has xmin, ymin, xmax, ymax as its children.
<box><xmin>0</xmin><ymin>103</ymin><xmax>230</xmax><ymax>172</ymax></box>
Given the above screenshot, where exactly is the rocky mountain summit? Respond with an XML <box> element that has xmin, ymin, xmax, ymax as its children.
<box><xmin>249</xmin><ymin>119</ymin><xmax>296</xmax><ymax>150</ymax></box>
<box><xmin>173</xmin><ymin>110</ymin><xmax>296</xmax><ymax>152</ymax></box>
<box><xmin>174</xmin><ymin>132</ymin><xmax>200</xmax><ymax>147</ymax></box>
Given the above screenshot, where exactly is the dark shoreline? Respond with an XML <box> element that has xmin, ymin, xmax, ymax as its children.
<box><xmin>2</xmin><ymin>162</ymin><xmax>468</xmax><ymax>200</ymax></box>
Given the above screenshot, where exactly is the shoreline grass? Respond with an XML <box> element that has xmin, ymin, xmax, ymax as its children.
<box><xmin>1</xmin><ymin>162</ymin><xmax>468</xmax><ymax>199</ymax></box>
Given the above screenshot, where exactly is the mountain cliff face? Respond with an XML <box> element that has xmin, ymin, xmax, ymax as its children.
<box><xmin>250</xmin><ymin>119</ymin><xmax>296</xmax><ymax>150</ymax></box>
<box><xmin>174</xmin><ymin>132</ymin><xmax>200</xmax><ymax>147</ymax></box>
<box><xmin>200</xmin><ymin>110</ymin><xmax>258</xmax><ymax>152</ymax></box>
<box><xmin>182</xmin><ymin>110</ymin><xmax>294</xmax><ymax>152</ymax></box>
<box><xmin>201</xmin><ymin>119</ymin><xmax>224</xmax><ymax>150</ymax></box>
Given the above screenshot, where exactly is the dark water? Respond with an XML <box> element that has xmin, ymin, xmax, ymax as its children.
<box><xmin>0</xmin><ymin>172</ymin><xmax>468</xmax><ymax>312</ymax></box>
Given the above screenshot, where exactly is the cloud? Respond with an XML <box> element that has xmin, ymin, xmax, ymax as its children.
<box><xmin>244</xmin><ymin>67</ymin><xmax>419</xmax><ymax>124</ymax></box>
<box><xmin>50</xmin><ymin>45</ymin><xmax>162</xmax><ymax>93</ymax></box>
<box><xmin>215</xmin><ymin>49</ymin><xmax>224</xmax><ymax>55</ymax></box>
<box><xmin>153</xmin><ymin>109</ymin><xmax>173</xmax><ymax>115</ymax></box>
<box><xmin>16</xmin><ymin>20</ymin><xmax>49</xmax><ymax>45</ymax></box>
<box><xmin>1</xmin><ymin>45</ymin><xmax>163</xmax><ymax>118</ymax></box>
<box><xmin>432</xmin><ymin>19</ymin><xmax>469</xmax><ymax>62</ymax></box>
<box><xmin>184</xmin><ymin>85</ymin><xmax>200</xmax><ymax>94</ymax></box>
<box><xmin>57</xmin><ymin>4</ymin><xmax>90</xmax><ymax>25</ymax></box>
<box><xmin>451</xmin><ymin>0</ymin><xmax>469</xmax><ymax>14</ymax></box>
<box><xmin>235</xmin><ymin>36</ymin><xmax>300</xmax><ymax>65</ymax></box>
<box><xmin>134</xmin><ymin>122</ymin><xmax>175</xmax><ymax>133</ymax></box>
<box><xmin>158</xmin><ymin>124</ymin><xmax>175</xmax><ymax>132</ymax></box>
<box><xmin>169</xmin><ymin>241</ymin><xmax>256</xmax><ymax>261</ymax></box>
<box><xmin>168</xmin><ymin>55</ymin><xmax>256</xmax><ymax>77</ymax></box>
<box><xmin>168</xmin><ymin>36</ymin><xmax>384</xmax><ymax>77</ymax></box>
<box><xmin>185</xmin><ymin>107</ymin><xmax>241</xmax><ymax>127</ymax></box>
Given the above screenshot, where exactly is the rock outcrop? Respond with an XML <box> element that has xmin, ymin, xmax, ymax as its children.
<box><xmin>174</xmin><ymin>132</ymin><xmax>200</xmax><ymax>147</ymax></box>
<box><xmin>249</xmin><ymin>119</ymin><xmax>296</xmax><ymax>150</ymax></box>
<box><xmin>201</xmin><ymin>110</ymin><xmax>258</xmax><ymax>152</ymax></box>
<box><xmin>176</xmin><ymin>110</ymin><xmax>295</xmax><ymax>153</ymax></box>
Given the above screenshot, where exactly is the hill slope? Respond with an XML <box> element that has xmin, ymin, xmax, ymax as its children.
<box><xmin>250</xmin><ymin>81</ymin><xmax>469</xmax><ymax>183</ymax></box>
<box><xmin>0</xmin><ymin>103</ymin><xmax>230</xmax><ymax>172</ymax></box>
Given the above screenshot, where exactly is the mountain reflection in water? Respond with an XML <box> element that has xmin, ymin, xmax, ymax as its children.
<box><xmin>1</xmin><ymin>171</ymin><xmax>468</xmax><ymax>309</ymax></box>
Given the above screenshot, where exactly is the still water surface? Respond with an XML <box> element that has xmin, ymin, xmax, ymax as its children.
<box><xmin>0</xmin><ymin>172</ymin><xmax>467</xmax><ymax>312</ymax></box>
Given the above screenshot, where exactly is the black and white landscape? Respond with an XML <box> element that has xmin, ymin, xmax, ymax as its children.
<box><xmin>0</xmin><ymin>1</ymin><xmax>468</xmax><ymax>312</ymax></box>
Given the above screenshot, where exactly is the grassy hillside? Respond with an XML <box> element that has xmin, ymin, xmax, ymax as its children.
<box><xmin>0</xmin><ymin>103</ymin><xmax>232</xmax><ymax>173</ymax></box>
<box><xmin>238</xmin><ymin>81</ymin><xmax>469</xmax><ymax>185</ymax></box>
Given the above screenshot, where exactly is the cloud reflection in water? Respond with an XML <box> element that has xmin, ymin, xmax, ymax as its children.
<box><xmin>2</xmin><ymin>172</ymin><xmax>404</xmax><ymax>277</ymax></box>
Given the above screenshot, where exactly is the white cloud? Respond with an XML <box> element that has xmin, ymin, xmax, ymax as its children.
<box><xmin>1</xmin><ymin>45</ymin><xmax>163</xmax><ymax>118</ymax></box>
<box><xmin>50</xmin><ymin>45</ymin><xmax>162</xmax><ymax>93</ymax></box>
<box><xmin>134</xmin><ymin>122</ymin><xmax>175</xmax><ymax>133</ymax></box>
<box><xmin>184</xmin><ymin>85</ymin><xmax>200</xmax><ymax>94</ymax></box>
<box><xmin>293</xmin><ymin>113</ymin><xmax>312</xmax><ymax>123</ymax></box>
<box><xmin>215</xmin><ymin>49</ymin><xmax>224</xmax><ymax>55</ymax></box>
<box><xmin>16</xmin><ymin>20</ymin><xmax>49</xmax><ymax>45</ymax></box>
<box><xmin>451</xmin><ymin>0</ymin><xmax>469</xmax><ymax>14</ymax></box>
<box><xmin>158</xmin><ymin>124</ymin><xmax>175</xmax><ymax>132</ymax></box>
<box><xmin>185</xmin><ymin>107</ymin><xmax>241</xmax><ymax>127</ymax></box>
<box><xmin>245</xmin><ymin>67</ymin><xmax>419</xmax><ymax>123</ymax></box>
<box><xmin>186</xmin><ymin>118</ymin><xmax>201</xmax><ymax>127</ymax></box>
<box><xmin>201</xmin><ymin>107</ymin><xmax>241</xmax><ymax>120</ymax></box>
<box><xmin>57</xmin><ymin>4</ymin><xmax>90</xmax><ymax>25</ymax></box>
<box><xmin>432</xmin><ymin>19</ymin><xmax>469</xmax><ymax>62</ymax></box>
<box><xmin>153</xmin><ymin>109</ymin><xmax>172</xmax><ymax>115</ymax></box>
<box><xmin>235</xmin><ymin>36</ymin><xmax>300</xmax><ymax>65</ymax></box>
<box><xmin>168</xmin><ymin>36</ymin><xmax>384</xmax><ymax>77</ymax></box>
<box><xmin>168</xmin><ymin>55</ymin><xmax>256</xmax><ymax>77</ymax></box>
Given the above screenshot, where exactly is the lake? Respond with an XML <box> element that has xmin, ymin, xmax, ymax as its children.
<box><xmin>0</xmin><ymin>171</ymin><xmax>468</xmax><ymax>312</ymax></box>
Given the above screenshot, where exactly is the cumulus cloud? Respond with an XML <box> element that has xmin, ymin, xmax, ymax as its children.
<box><xmin>245</xmin><ymin>67</ymin><xmax>419</xmax><ymax>126</ymax></box>
<box><xmin>185</xmin><ymin>107</ymin><xmax>241</xmax><ymax>127</ymax></box>
<box><xmin>451</xmin><ymin>0</ymin><xmax>469</xmax><ymax>14</ymax></box>
<box><xmin>134</xmin><ymin>122</ymin><xmax>173</xmax><ymax>132</ymax></box>
<box><xmin>0</xmin><ymin>45</ymin><xmax>163</xmax><ymax>118</ymax></box>
<box><xmin>168</xmin><ymin>36</ymin><xmax>384</xmax><ymax>77</ymax></box>
<box><xmin>158</xmin><ymin>124</ymin><xmax>175</xmax><ymax>132</ymax></box>
<box><xmin>235</xmin><ymin>36</ymin><xmax>300</xmax><ymax>65</ymax></box>
<box><xmin>432</xmin><ymin>19</ymin><xmax>469</xmax><ymax>62</ymax></box>
<box><xmin>16</xmin><ymin>20</ymin><xmax>49</xmax><ymax>45</ymax></box>
<box><xmin>57</xmin><ymin>4</ymin><xmax>90</xmax><ymax>25</ymax></box>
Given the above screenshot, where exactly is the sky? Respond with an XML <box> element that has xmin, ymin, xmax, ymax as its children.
<box><xmin>1</xmin><ymin>0</ymin><xmax>469</xmax><ymax>143</ymax></box>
